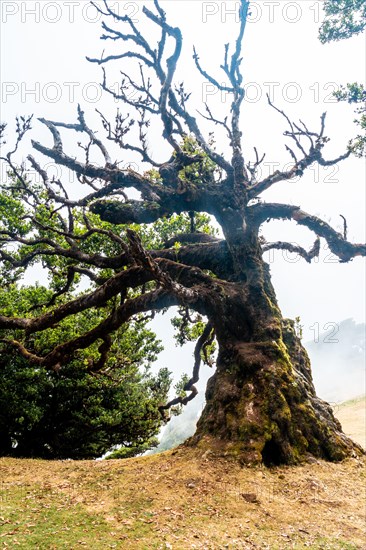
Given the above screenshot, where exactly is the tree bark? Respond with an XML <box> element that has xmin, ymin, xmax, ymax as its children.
<box><xmin>189</xmin><ymin>256</ymin><xmax>363</xmax><ymax>465</ymax></box>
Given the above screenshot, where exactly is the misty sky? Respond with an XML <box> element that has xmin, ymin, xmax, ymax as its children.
<box><xmin>0</xmin><ymin>1</ymin><xmax>365</xmax><ymax>397</ymax></box>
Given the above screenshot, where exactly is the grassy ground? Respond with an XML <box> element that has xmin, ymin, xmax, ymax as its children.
<box><xmin>0</xmin><ymin>398</ymin><xmax>365</xmax><ymax>549</ymax></box>
<box><xmin>336</xmin><ymin>396</ymin><xmax>365</xmax><ymax>449</ymax></box>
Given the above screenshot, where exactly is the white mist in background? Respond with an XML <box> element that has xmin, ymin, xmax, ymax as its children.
<box><xmin>307</xmin><ymin>318</ymin><xmax>365</xmax><ymax>403</ymax></box>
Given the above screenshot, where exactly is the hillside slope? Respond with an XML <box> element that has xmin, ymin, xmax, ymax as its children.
<box><xmin>1</xmin><ymin>397</ymin><xmax>365</xmax><ymax>549</ymax></box>
<box><xmin>1</xmin><ymin>453</ymin><xmax>365</xmax><ymax>549</ymax></box>
<box><xmin>336</xmin><ymin>396</ymin><xmax>366</xmax><ymax>449</ymax></box>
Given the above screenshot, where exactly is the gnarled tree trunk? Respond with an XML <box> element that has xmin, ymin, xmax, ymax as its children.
<box><xmin>189</xmin><ymin>254</ymin><xmax>363</xmax><ymax>465</ymax></box>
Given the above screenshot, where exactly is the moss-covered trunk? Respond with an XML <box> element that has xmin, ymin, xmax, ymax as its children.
<box><xmin>189</xmin><ymin>250</ymin><xmax>363</xmax><ymax>465</ymax></box>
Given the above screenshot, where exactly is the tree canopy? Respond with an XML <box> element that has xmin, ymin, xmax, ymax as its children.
<box><xmin>319</xmin><ymin>0</ymin><xmax>366</xmax><ymax>156</ymax></box>
<box><xmin>0</xmin><ymin>165</ymin><xmax>215</xmax><ymax>458</ymax></box>
<box><xmin>0</xmin><ymin>282</ymin><xmax>172</xmax><ymax>459</ymax></box>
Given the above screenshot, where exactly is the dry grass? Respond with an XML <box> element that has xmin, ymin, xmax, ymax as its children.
<box><xmin>0</xmin><ymin>397</ymin><xmax>365</xmax><ymax>549</ymax></box>
<box><xmin>336</xmin><ymin>396</ymin><xmax>366</xmax><ymax>449</ymax></box>
<box><xmin>1</xmin><ymin>451</ymin><xmax>365</xmax><ymax>548</ymax></box>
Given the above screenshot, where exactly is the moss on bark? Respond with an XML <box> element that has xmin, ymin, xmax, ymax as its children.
<box><xmin>189</xmin><ymin>317</ymin><xmax>364</xmax><ymax>466</ymax></box>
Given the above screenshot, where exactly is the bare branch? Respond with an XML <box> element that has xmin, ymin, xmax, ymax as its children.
<box><xmin>261</xmin><ymin>237</ymin><xmax>320</xmax><ymax>263</ymax></box>
<box><xmin>248</xmin><ymin>97</ymin><xmax>351</xmax><ymax>198</ymax></box>
<box><xmin>31</xmin><ymin>124</ymin><xmax>164</xmax><ymax>203</ymax></box>
<box><xmin>193</xmin><ymin>46</ymin><xmax>233</xmax><ymax>93</ymax></box>
<box><xmin>1</xmin><ymin>288</ymin><xmax>178</xmax><ymax>369</ymax></box>
<box><xmin>29</xmin><ymin>265</ymin><xmax>78</xmax><ymax>310</ymax></box>
<box><xmin>91</xmin><ymin>199</ymin><xmax>172</xmax><ymax>225</ymax></box>
<box><xmin>339</xmin><ymin>214</ymin><xmax>348</xmax><ymax>240</ymax></box>
<box><xmin>197</xmin><ymin>104</ymin><xmax>233</xmax><ymax>141</ymax></box>
<box><xmin>159</xmin><ymin>321</ymin><xmax>214</xmax><ymax>416</ymax></box>
<box><xmin>126</xmin><ymin>229</ymin><xmax>200</xmax><ymax>305</ymax></box>
<box><xmin>253</xmin><ymin>203</ymin><xmax>366</xmax><ymax>262</ymax></box>
<box><xmin>0</xmin><ymin>265</ymin><xmax>147</xmax><ymax>333</ymax></box>
<box><xmin>246</xmin><ymin>147</ymin><xmax>266</xmax><ymax>184</ymax></box>
<box><xmin>4</xmin><ymin>115</ymin><xmax>34</xmax><ymax>159</ymax></box>
<box><xmin>164</xmin><ymin>232</ymin><xmax>220</xmax><ymax>249</ymax></box>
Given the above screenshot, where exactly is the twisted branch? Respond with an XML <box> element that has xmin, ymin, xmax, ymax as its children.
<box><xmin>253</xmin><ymin>203</ymin><xmax>365</xmax><ymax>262</ymax></box>
<box><xmin>159</xmin><ymin>321</ymin><xmax>214</xmax><ymax>417</ymax></box>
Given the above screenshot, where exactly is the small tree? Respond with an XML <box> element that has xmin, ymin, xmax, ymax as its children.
<box><xmin>0</xmin><ymin>0</ymin><xmax>365</xmax><ymax>465</ymax></box>
<box><xmin>0</xmin><ymin>284</ymin><xmax>171</xmax><ymax>459</ymax></box>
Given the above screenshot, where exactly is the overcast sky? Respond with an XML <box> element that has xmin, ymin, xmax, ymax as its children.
<box><xmin>0</xmin><ymin>1</ymin><xmax>365</xmax><ymax>396</ymax></box>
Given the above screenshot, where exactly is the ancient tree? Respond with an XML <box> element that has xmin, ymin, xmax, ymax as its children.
<box><xmin>0</xmin><ymin>0</ymin><xmax>365</xmax><ymax>465</ymax></box>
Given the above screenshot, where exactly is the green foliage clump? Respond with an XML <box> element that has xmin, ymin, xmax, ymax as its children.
<box><xmin>334</xmin><ymin>83</ymin><xmax>366</xmax><ymax>157</ymax></box>
<box><xmin>319</xmin><ymin>0</ymin><xmax>366</xmax><ymax>43</ymax></box>
<box><xmin>0</xmin><ymin>285</ymin><xmax>171</xmax><ymax>459</ymax></box>
<box><xmin>133</xmin><ymin>211</ymin><xmax>217</xmax><ymax>251</ymax></box>
<box><xmin>171</xmin><ymin>310</ymin><xmax>207</xmax><ymax>347</ymax></box>
<box><xmin>319</xmin><ymin>0</ymin><xmax>366</xmax><ymax>158</ymax></box>
<box><xmin>106</xmin><ymin>438</ymin><xmax>159</xmax><ymax>459</ymax></box>
<box><xmin>177</xmin><ymin>134</ymin><xmax>220</xmax><ymax>185</ymax></box>
<box><xmin>171</xmin><ymin>308</ymin><xmax>216</xmax><ymax>362</ymax></box>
